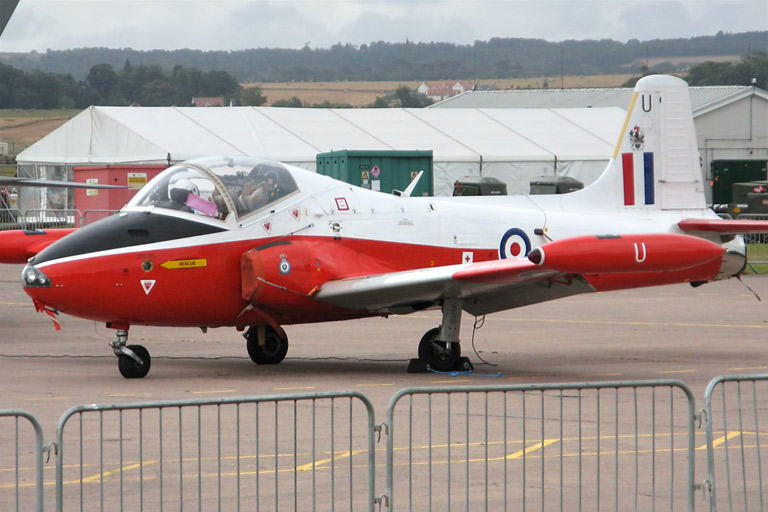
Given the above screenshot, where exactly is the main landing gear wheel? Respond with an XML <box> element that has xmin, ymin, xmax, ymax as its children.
<box><xmin>418</xmin><ymin>327</ymin><xmax>461</xmax><ymax>372</ymax></box>
<box><xmin>117</xmin><ymin>345</ymin><xmax>151</xmax><ymax>379</ymax></box>
<box><xmin>245</xmin><ymin>326</ymin><xmax>289</xmax><ymax>365</ymax></box>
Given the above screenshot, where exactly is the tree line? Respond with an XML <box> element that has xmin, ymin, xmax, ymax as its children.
<box><xmin>1</xmin><ymin>42</ymin><xmax>766</xmax><ymax>110</ymax></box>
<box><xmin>2</xmin><ymin>31</ymin><xmax>766</xmax><ymax>83</ymax></box>
<box><xmin>0</xmin><ymin>60</ymin><xmax>248</xmax><ymax>109</ymax></box>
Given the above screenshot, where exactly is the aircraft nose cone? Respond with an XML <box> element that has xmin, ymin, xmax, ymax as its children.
<box><xmin>21</xmin><ymin>263</ymin><xmax>52</xmax><ymax>289</ymax></box>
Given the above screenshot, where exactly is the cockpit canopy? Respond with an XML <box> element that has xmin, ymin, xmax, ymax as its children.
<box><xmin>128</xmin><ymin>156</ymin><xmax>299</xmax><ymax>222</ymax></box>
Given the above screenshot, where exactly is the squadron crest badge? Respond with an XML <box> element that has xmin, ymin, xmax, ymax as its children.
<box><xmin>629</xmin><ymin>125</ymin><xmax>645</xmax><ymax>150</ymax></box>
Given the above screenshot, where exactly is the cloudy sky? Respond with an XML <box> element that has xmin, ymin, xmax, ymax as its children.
<box><xmin>1</xmin><ymin>0</ymin><xmax>766</xmax><ymax>52</ymax></box>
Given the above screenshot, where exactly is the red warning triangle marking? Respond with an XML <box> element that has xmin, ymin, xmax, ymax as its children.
<box><xmin>291</xmin><ymin>209</ymin><xmax>300</xmax><ymax>221</ymax></box>
<box><xmin>141</xmin><ymin>280</ymin><xmax>156</xmax><ymax>295</ymax></box>
<box><xmin>263</xmin><ymin>221</ymin><xmax>272</xmax><ymax>234</ymax></box>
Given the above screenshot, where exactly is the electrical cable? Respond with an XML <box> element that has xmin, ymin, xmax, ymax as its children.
<box><xmin>470</xmin><ymin>315</ymin><xmax>497</xmax><ymax>366</ymax></box>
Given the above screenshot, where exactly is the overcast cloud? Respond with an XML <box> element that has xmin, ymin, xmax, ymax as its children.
<box><xmin>0</xmin><ymin>0</ymin><xmax>766</xmax><ymax>53</ymax></box>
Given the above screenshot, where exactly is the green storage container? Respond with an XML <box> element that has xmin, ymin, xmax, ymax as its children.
<box><xmin>711</xmin><ymin>160</ymin><xmax>768</xmax><ymax>204</ymax></box>
<box><xmin>316</xmin><ymin>150</ymin><xmax>433</xmax><ymax>197</ymax></box>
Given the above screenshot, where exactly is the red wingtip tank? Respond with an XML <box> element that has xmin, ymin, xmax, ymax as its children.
<box><xmin>527</xmin><ymin>234</ymin><xmax>726</xmax><ymax>274</ymax></box>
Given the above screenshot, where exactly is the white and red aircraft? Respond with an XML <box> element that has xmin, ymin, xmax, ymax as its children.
<box><xmin>19</xmin><ymin>75</ymin><xmax>768</xmax><ymax>378</ymax></box>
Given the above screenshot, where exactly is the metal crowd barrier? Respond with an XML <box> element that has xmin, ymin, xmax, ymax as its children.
<box><xmin>21</xmin><ymin>209</ymin><xmax>81</xmax><ymax>230</ymax></box>
<box><xmin>704</xmin><ymin>375</ymin><xmax>768</xmax><ymax>512</ymax></box>
<box><xmin>385</xmin><ymin>381</ymin><xmax>696</xmax><ymax>512</ymax></box>
<box><xmin>4</xmin><ymin>376</ymin><xmax>768</xmax><ymax>511</ymax></box>
<box><xmin>82</xmin><ymin>209</ymin><xmax>119</xmax><ymax>226</ymax></box>
<box><xmin>0</xmin><ymin>208</ymin><xmax>120</xmax><ymax>231</ymax></box>
<box><xmin>0</xmin><ymin>209</ymin><xmax>23</xmax><ymax>230</ymax></box>
<box><xmin>0</xmin><ymin>410</ymin><xmax>45</xmax><ymax>512</ymax></box>
<box><xmin>55</xmin><ymin>392</ymin><xmax>376</xmax><ymax>512</ymax></box>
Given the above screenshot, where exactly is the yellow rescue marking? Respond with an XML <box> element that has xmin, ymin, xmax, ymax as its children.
<box><xmin>506</xmin><ymin>439</ymin><xmax>559</xmax><ymax>459</ymax></box>
<box><xmin>697</xmin><ymin>431</ymin><xmax>742</xmax><ymax>451</ymax></box>
<box><xmin>160</xmin><ymin>258</ymin><xmax>208</xmax><ymax>270</ymax></box>
<box><xmin>294</xmin><ymin>449</ymin><xmax>366</xmax><ymax>472</ymax></box>
<box><xmin>274</xmin><ymin>386</ymin><xmax>316</xmax><ymax>391</ymax></box>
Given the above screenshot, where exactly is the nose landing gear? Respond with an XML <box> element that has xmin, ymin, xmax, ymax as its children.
<box><xmin>110</xmin><ymin>328</ymin><xmax>151</xmax><ymax>379</ymax></box>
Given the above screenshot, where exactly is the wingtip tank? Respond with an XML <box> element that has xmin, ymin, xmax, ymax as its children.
<box><xmin>528</xmin><ymin>234</ymin><xmax>726</xmax><ymax>274</ymax></box>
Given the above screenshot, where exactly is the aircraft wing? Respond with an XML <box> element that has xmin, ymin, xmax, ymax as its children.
<box><xmin>312</xmin><ymin>258</ymin><xmax>593</xmax><ymax>317</ymax></box>
<box><xmin>311</xmin><ymin>232</ymin><xmax>727</xmax><ymax>317</ymax></box>
<box><xmin>678</xmin><ymin>218</ymin><xmax>768</xmax><ymax>234</ymax></box>
<box><xmin>0</xmin><ymin>177</ymin><xmax>126</xmax><ymax>189</ymax></box>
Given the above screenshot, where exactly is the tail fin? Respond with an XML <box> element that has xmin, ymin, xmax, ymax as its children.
<box><xmin>584</xmin><ymin>75</ymin><xmax>707</xmax><ymax>211</ymax></box>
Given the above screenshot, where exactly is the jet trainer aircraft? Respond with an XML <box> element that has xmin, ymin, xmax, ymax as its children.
<box><xmin>19</xmin><ymin>75</ymin><xmax>768</xmax><ymax>378</ymax></box>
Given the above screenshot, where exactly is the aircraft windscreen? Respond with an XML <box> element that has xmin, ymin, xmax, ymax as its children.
<box><xmin>128</xmin><ymin>157</ymin><xmax>299</xmax><ymax>222</ymax></box>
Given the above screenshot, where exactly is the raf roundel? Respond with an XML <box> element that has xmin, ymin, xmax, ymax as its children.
<box><xmin>499</xmin><ymin>228</ymin><xmax>531</xmax><ymax>259</ymax></box>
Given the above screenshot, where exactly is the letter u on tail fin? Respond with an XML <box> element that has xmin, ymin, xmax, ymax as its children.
<box><xmin>585</xmin><ymin>75</ymin><xmax>707</xmax><ymax>211</ymax></box>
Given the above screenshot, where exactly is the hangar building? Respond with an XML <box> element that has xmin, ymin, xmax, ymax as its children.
<box><xmin>433</xmin><ymin>85</ymin><xmax>768</xmax><ymax>202</ymax></box>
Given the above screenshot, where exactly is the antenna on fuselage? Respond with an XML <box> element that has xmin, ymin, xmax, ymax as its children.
<box><xmin>400</xmin><ymin>170</ymin><xmax>424</xmax><ymax>198</ymax></box>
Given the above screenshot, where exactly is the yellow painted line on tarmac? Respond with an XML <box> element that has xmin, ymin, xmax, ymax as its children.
<box><xmin>74</xmin><ymin>460</ymin><xmax>159</xmax><ymax>485</ymax></box>
<box><xmin>192</xmin><ymin>390</ymin><xmax>236</xmax><ymax>395</ymax></box>
<box><xmin>355</xmin><ymin>383</ymin><xmax>395</xmax><ymax>387</ymax></box>
<box><xmin>293</xmin><ymin>449</ymin><xmax>366</xmax><ymax>472</ymax></box>
<box><xmin>697</xmin><ymin>430</ymin><xmax>742</xmax><ymax>451</ymax></box>
<box><xmin>431</xmin><ymin>379</ymin><xmax>472</xmax><ymax>384</ymax></box>
<box><xmin>506</xmin><ymin>439</ymin><xmax>559</xmax><ymax>460</ymax></box>
<box><xmin>493</xmin><ymin>317</ymin><xmax>768</xmax><ymax>330</ymax></box>
<box><xmin>109</xmin><ymin>393</ymin><xmax>152</xmax><ymax>398</ymax></box>
<box><xmin>274</xmin><ymin>386</ymin><xmax>315</xmax><ymax>391</ymax></box>
<box><xmin>657</xmin><ymin>369</ymin><xmax>696</xmax><ymax>374</ymax></box>
<box><xmin>729</xmin><ymin>366</ymin><xmax>768</xmax><ymax>371</ymax></box>
<box><xmin>592</xmin><ymin>373</ymin><xmax>623</xmax><ymax>377</ymax></box>
<box><xmin>0</xmin><ymin>301</ymin><xmax>30</xmax><ymax>306</ymax></box>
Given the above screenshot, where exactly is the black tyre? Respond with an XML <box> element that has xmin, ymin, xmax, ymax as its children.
<box><xmin>246</xmin><ymin>326</ymin><xmax>289</xmax><ymax>364</ymax></box>
<box><xmin>418</xmin><ymin>327</ymin><xmax>461</xmax><ymax>372</ymax></box>
<box><xmin>117</xmin><ymin>344</ymin><xmax>151</xmax><ymax>379</ymax></box>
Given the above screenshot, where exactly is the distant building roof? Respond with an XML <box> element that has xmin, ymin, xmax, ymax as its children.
<box><xmin>191</xmin><ymin>97</ymin><xmax>225</xmax><ymax>107</ymax></box>
<box><xmin>429</xmin><ymin>85</ymin><xmax>768</xmax><ymax>113</ymax></box>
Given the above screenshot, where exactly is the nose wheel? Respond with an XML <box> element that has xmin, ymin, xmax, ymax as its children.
<box><xmin>110</xmin><ymin>329</ymin><xmax>151</xmax><ymax>378</ymax></box>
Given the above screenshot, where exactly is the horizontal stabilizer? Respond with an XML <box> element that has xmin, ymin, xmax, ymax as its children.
<box><xmin>678</xmin><ymin>218</ymin><xmax>768</xmax><ymax>234</ymax></box>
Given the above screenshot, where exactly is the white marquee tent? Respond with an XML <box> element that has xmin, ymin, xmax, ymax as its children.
<box><xmin>17</xmin><ymin>105</ymin><xmax>627</xmax><ymax>196</ymax></box>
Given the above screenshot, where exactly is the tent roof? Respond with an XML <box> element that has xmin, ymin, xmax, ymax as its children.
<box><xmin>17</xmin><ymin>105</ymin><xmax>627</xmax><ymax>166</ymax></box>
